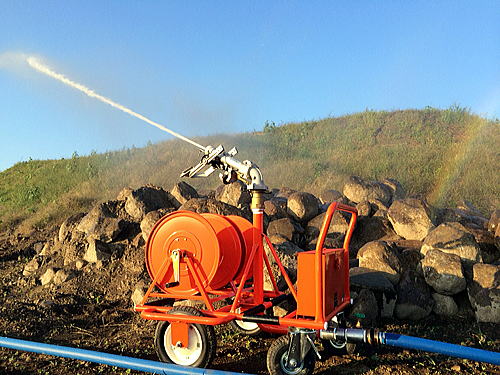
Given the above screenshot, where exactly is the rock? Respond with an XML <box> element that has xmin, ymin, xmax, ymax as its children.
<box><xmin>23</xmin><ymin>256</ymin><xmax>42</xmax><ymax>277</ymax></box>
<box><xmin>140</xmin><ymin>208</ymin><xmax>175</xmax><ymax>241</ymax></box>
<box><xmin>381</xmin><ymin>178</ymin><xmax>405</xmax><ymax>202</ymax></box>
<box><xmin>421</xmin><ymin>249</ymin><xmax>466</xmax><ymax>295</ymax></box>
<box><xmin>467</xmin><ymin>263</ymin><xmax>500</xmax><ymax>323</ymax></box>
<box><xmin>215</xmin><ymin>181</ymin><xmax>251</xmax><ymax>208</ymax></box>
<box><xmin>170</xmin><ymin>181</ymin><xmax>199</xmax><ymax>206</ymax></box>
<box><xmin>58</xmin><ymin>213</ymin><xmax>86</xmax><ymax>243</ymax></box>
<box><xmin>131</xmin><ymin>282</ymin><xmax>148</xmax><ymax>306</ymax></box>
<box><xmin>84</xmin><ymin>239</ymin><xmax>111</xmax><ymax>263</ymax></box>
<box><xmin>388</xmin><ymin>198</ymin><xmax>434</xmax><ymax>241</ymax></box>
<box><xmin>350</xmin><ymin>216</ymin><xmax>398</xmax><ymax>256</ymax></box>
<box><xmin>77</xmin><ymin>201</ymin><xmax>126</xmax><ymax>243</ymax></box>
<box><xmin>275</xmin><ymin>187</ymin><xmax>297</xmax><ymax>199</ymax></box>
<box><xmin>117</xmin><ymin>187</ymin><xmax>133</xmax><ymax>201</ymax></box>
<box><xmin>39</xmin><ymin>241</ymin><xmax>57</xmax><ymax>256</ymax></box>
<box><xmin>356</xmin><ymin>201</ymin><xmax>373</xmax><ymax>217</ymax></box>
<box><xmin>180</xmin><ymin>198</ymin><xmax>250</xmax><ymax>221</ymax></box>
<box><xmin>432</xmin><ymin>293</ymin><xmax>458</xmax><ymax>316</ymax></box>
<box><xmin>357</xmin><ymin>241</ymin><xmax>402</xmax><ymax>284</ymax></box>
<box><xmin>399</xmin><ymin>248</ymin><xmax>423</xmax><ymax>274</ymax></box>
<box><xmin>124</xmin><ymin>185</ymin><xmax>177</xmax><ymax>220</ymax></box>
<box><xmin>318</xmin><ymin>190</ymin><xmax>344</xmax><ymax>204</ymax></box>
<box><xmin>53</xmin><ymin>269</ymin><xmax>74</xmax><ymax>285</ymax></box>
<box><xmin>33</xmin><ymin>242</ymin><xmax>44</xmax><ymax>254</ymax></box>
<box><xmin>395</xmin><ymin>270</ymin><xmax>434</xmax><ymax>320</ymax></box>
<box><xmin>264</xmin><ymin>198</ymin><xmax>288</xmax><ymax>220</ymax></box>
<box><xmin>349</xmin><ymin>267</ymin><xmax>395</xmax><ymax>293</ymax></box>
<box><xmin>75</xmin><ymin>260</ymin><xmax>87</xmax><ymax>270</ymax></box>
<box><xmin>467</xmin><ymin>228</ymin><xmax>499</xmax><ymax>264</ymax></box>
<box><xmin>488</xmin><ymin>209</ymin><xmax>500</xmax><ymax>233</ymax></box>
<box><xmin>421</xmin><ymin>222</ymin><xmax>482</xmax><ymax>263</ymax></box>
<box><xmin>40</xmin><ymin>268</ymin><xmax>56</xmax><ymax>286</ymax></box>
<box><xmin>62</xmin><ymin>242</ymin><xmax>86</xmax><ymax>266</ymax></box>
<box><xmin>263</xmin><ymin>238</ymin><xmax>303</xmax><ymax>291</ymax></box>
<box><xmin>287</xmin><ymin>192</ymin><xmax>319</xmax><ymax>222</ymax></box>
<box><xmin>305</xmin><ymin>211</ymin><xmax>349</xmax><ymax>246</ymax></box>
<box><xmin>267</xmin><ymin>218</ymin><xmax>305</xmax><ymax>247</ymax></box>
<box><xmin>349</xmin><ymin>289</ymin><xmax>378</xmax><ymax>326</ymax></box>
<box><xmin>343</xmin><ymin>176</ymin><xmax>393</xmax><ymax>206</ymax></box>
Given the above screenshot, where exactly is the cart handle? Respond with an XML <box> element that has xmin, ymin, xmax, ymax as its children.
<box><xmin>314</xmin><ymin>201</ymin><xmax>357</xmax><ymax>324</ymax></box>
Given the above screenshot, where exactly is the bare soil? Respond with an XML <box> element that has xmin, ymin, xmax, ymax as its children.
<box><xmin>0</xmin><ymin>229</ymin><xmax>498</xmax><ymax>375</ymax></box>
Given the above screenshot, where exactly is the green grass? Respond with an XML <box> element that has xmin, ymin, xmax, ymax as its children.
<box><xmin>0</xmin><ymin>106</ymin><xmax>498</xmax><ymax>231</ymax></box>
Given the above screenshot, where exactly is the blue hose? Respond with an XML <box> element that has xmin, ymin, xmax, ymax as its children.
<box><xmin>381</xmin><ymin>333</ymin><xmax>500</xmax><ymax>366</ymax></box>
<box><xmin>0</xmin><ymin>336</ymin><xmax>251</xmax><ymax>375</ymax></box>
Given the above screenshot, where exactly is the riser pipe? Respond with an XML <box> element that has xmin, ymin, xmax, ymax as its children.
<box><xmin>0</xmin><ymin>336</ymin><xmax>252</xmax><ymax>375</ymax></box>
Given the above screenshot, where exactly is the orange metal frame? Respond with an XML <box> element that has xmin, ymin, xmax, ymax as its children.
<box><xmin>135</xmin><ymin>201</ymin><xmax>357</xmax><ymax>343</ymax></box>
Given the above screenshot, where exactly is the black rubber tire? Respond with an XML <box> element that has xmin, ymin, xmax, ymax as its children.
<box><xmin>323</xmin><ymin>338</ymin><xmax>356</xmax><ymax>356</ymax></box>
<box><xmin>229</xmin><ymin>319</ymin><xmax>262</xmax><ymax>336</ymax></box>
<box><xmin>267</xmin><ymin>335</ymin><xmax>316</xmax><ymax>375</ymax></box>
<box><xmin>154</xmin><ymin>306</ymin><xmax>216</xmax><ymax>368</ymax></box>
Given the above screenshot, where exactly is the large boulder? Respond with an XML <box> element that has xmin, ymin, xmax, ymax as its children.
<box><xmin>488</xmin><ymin>209</ymin><xmax>500</xmax><ymax>233</ymax></box>
<box><xmin>58</xmin><ymin>212</ymin><xmax>86</xmax><ymax>243</ymax></box>
<box><xmin>77</xmin><ymin>201</ymin><xmax>126</xmax><ymax>243</ymax></box>
<box><xmin>170</xmin><ymin>182</ymin><xmax>199</xmax><ymax>206</ymax></box>
<box><xmin>387</xmin><ymin>198</ymin><xmax>434</xmax><ymax>241</ymax></box>
<box><xmin>317</xmin><ymin>190</ymin><xmax>344</xmax><ymax>204</ymax></box>
<box><xmin>140</xmin><ymin>208</ymin><xmax>175</xmax><ymax>241</ymax></box>
<box><xmin>123</xmin><ymin>185</ymin><xmax>176</xmax><ymax>220</ymax></box>
<box><xmin>343</xmin><ymin>176</ymin><xmax>392</xmax><ymax>206</ymax></box>
<box><xmin>267</xmin><ymin>218</ymin><xmax>305</xmax><ymax>247</ymax></box>
<box><xmin>357</xmin><ymin>241</ymin><xmax>402</xmax><ymax>284</ymax></box>
<box><xmin>467</xmin><ymin>228</ymin><xmax>499</xmax><ymax>264</ymax></box>
<box><xmin>421</xmin><ymin>249</ymin><xmax>466</xmax><ymax>295</ymax></box>
<box><xmin>305</xmin><ymin>211</ymin><xmax>349</xmax><ymax>246</ymax></box>
<box><xmin>381</xmin><ymin>178</ymin><xmax>405</xmax><ymax>202</ymax></box>
<box><xmin>467</xmin><ymin>263</ymin><xmax>500</xmax><ymax>323</ymax></box>
<box><xmin>350</xmin><ymin>216</ymin><xmax>399</xmax><ymax>256</ymax></box>
<box><xmin>350</xmin><ymin>267</ymin><xmax>395</xmax><ymax>293</ymax></box>
<box><xmin>215</xmin><ymin>181</ymin><xmax>251</xmax><ymax>208</ymax></box>
<box><xmin>264</xmin><ymin>198</ymin><xmax>288</xmax><ymax>220</ymax></box>
<box><xmin>287</xmin><ymin>192</ymin><xmax>319</xmax><ymax>222</ymax></box>
<box><xmin>263</xmin><ymin>237</ymin><xmax>303</xmax><ymax>291</ymax></box>
<box><xmin>421</xmin><ymin>222</ymin><xmax>482</xmax><ymax>263</ymax></box>
<box><xmin>432</xmin><ymin>293</ymin><xmax>459</xmax><ymax>316</ymax></box>
<box><xmin>180</xmin><ymin>198</ymin><xmax>251</xmax><ymax>221</ymax></box>
<box><xmin>395</xmin><ymin>270</ymin><xmax>434</xmax><ymax>320</ymax></box>
<box><xmin>348</xmin><ymin>289</ymin><xmax>378</xmax><ymax>326</ymax></box>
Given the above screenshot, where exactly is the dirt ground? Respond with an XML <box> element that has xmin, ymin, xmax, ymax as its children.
<box><xmin>0</xmin><ymin>229</ymin><xmax>498</xmax><ymax>375</ymax></box>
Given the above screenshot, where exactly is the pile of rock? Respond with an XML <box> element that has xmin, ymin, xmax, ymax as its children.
<box><xmin>22</xmin><ymin>175</ymin><xmax>499</xmax><ymax>326</ymax></box>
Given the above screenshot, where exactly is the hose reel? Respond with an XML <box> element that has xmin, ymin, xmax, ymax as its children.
<box><xmin>145</xmin><ymin>211</ymin><xmax>256</xmax><ymax>296</ymax></box>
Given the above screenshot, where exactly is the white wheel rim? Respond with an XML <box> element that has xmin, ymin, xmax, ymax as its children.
<box><xmin>235</xmin><ymin>319</ymin><xmax>259</xmax><ymax>332</ymax></box>
<box><xmin>164</xmin><ymin>324</ymin><xmax>203</xmax><ymax>366</ymax></box>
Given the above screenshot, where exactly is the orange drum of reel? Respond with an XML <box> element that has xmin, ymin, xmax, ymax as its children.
<box><xmin>145</xmin><ymin>211</ymin><xmax>254</xmax><ymax>296</ymax></box>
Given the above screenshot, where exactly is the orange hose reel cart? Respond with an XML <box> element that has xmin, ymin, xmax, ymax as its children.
<box><xmin>134</xmin><ymin>144</ymin><xmax>357</xmax><ymax>374</ymax></box>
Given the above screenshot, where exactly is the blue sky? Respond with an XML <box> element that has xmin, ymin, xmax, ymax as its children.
<box><xmin>0</xmin><ymin>1</ymin><xmax>498</xmax><ymax>171</ymax></box>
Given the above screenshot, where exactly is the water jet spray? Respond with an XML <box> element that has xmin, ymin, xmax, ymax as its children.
<box><xmin>26</xmin><ymin>56</ymin><xmax>206</xmax><ymax>151</ymax></box>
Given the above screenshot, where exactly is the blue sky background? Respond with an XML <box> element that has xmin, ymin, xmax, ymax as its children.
<box><xmin>0</xmin><ymin>1</ymin><xmax>498</xmax><ymax>171</ymax></box>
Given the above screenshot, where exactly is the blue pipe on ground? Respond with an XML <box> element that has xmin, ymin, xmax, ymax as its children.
<box><xmin>0</xmin><ymin>336</ymin><xmax>251</xmax><ymax>375</ymax></box>
<box><xmin>380</xmin><ymin>332</ymin><xmax>500</xmax><ymax>366</ymax></box>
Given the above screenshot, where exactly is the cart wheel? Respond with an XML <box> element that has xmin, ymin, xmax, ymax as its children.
<box><xmin>154</xmin><ymin>306</ymin><xmax>216</xmax><ymax>368</ymax></box>
<box><xmin>230</xmin><ymin>319</ymin><xmax>261</xmax><ymax>336</ymax></box>
<box><xmin>323</xmin><ymin>338</ymin><xmax>356</xmax><ymax>356</ymax></box>
<box><xmin>267</xmin><ymin>335</ymin><xmax>316</xmax><ymax>375</ymax></box>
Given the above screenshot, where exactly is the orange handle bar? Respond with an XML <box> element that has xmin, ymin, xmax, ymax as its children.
<box><xmin>314</xmin><ymin>201</ymin><xmax>358</xmax><ymax>324</ymax></box>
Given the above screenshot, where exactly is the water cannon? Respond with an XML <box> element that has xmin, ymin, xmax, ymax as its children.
<box><xmin>181</xmin><ymin>144</ymin><xmax>267</xmax><ymax>191</ymax></box>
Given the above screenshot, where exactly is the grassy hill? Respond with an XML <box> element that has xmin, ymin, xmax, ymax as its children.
<box><xmin>0</xmin><ymin>106</ymin><xmax>498</xmax><ymax>231</ymax></box>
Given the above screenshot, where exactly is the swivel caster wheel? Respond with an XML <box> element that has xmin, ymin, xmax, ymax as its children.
<box><xmin>267</xmin><ymin>335</ymin><xmax>316</xmax><ymax>375</ymax></box>
<box><xmin>154</xmin><ymin>306</ymin><xmax>216</xmax><ymax>368</ymax></box>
